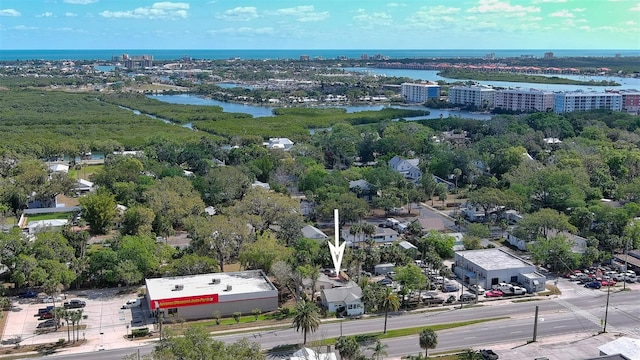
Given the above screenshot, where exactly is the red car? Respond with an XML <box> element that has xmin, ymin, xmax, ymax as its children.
<box><xmin>601</xmin><ymin>280</ymin><xmax>616</xmax><ymax>286</ymax></box>
<box><xmin>484</xmin><ymin>290</ymin><xmax>503</xmax><ymax>297</ymax></box>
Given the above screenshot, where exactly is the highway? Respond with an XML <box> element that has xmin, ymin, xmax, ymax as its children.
<box><xmin>47</xmin><ymin>289</ymin><xmax>640</xmax><ymax>359</ymax></box>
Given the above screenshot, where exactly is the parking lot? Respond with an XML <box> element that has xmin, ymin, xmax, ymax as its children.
<box><xmin>1</xmin><ymin>288</ymin><xmax>151</xmax><ymax>351</ymax></box>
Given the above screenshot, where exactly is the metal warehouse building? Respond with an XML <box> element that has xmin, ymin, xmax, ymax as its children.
<box><xmin>453</xmin><ymin>249</ymin><xmax>546</xmax><ymax>293</ymax></box>
<box><xmin>145</xmin><ymin>270</ymin><xmax>278</xmax><ymax>320</ymax></box>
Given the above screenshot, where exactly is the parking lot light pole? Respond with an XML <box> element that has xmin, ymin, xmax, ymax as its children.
<box><xmin>602</xmin><ymin>282</ymin><xmax>611</xmax><ymax>333</ymax></box>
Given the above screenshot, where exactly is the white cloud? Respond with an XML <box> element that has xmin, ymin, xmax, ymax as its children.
<box><xmin>65</xmin><ymin>12</ymin><xmax>78</xmax><ymax>17</ymax></box>
<box><xmin>217</xmin><ymin>7</ymin><xmax>258</xmax><ymax>21</ymax></box>
<box><xmin>353</xmin><ymin>10</ymin><xmax>393</xmax><ymax>26</ymax></box>
<box><xmin>625</xmin><ymin>20</ymin><xmax>637</xmax><ymax>25</ymax></box>
<box><xmin>37</xmin><ymin>12</ymin><xmax>54</xmax><ymax>17</ymax></box>
<box><xmin>533</xmin><ymin>0</ymin><xmax>566</xmax><ymax>3</ymax></box>
<box><xmin>100</xmin><ymin>2</ymin><xmax>189</xmax><ymax>19</ymax></box>
<box><xmin>0</xmin><ymin>9</ymin><xmax>21</xmax><ymax>16</ymax></box>
<box><xmin>209</xmin><ymin>27</ymin><xmax>274</xmax><ymax>36</ymax></box>
<box><xmin>266</xmin><ymin>5</ymin><xmax>329</xmax><ymax>22</ymax></box>
<box><xmin>550</xmin><ymin>9</ymin><xmax>573</xmax><ymax>18</ymax></box>
<box><xmin>13</xmin><ymin>25</ymin><xmax>38</xmax><ymax>30</ymax></box>
<box><xmin>573</xmin><ymin>8</ymin><xmax>585</xmax><ymax>12</ymax></box>
<box><xmin>468</xmin><ymin>0</ymin><xmax>540</xmax><ymax>17</ymax></box>
<box><xmin>424</xmin><ymin>5</ymin><xmax>460</xmax><ymax>15</ymax></box>
<box><xmin>631</xmin><ymin>4</ymin><xmax>640</xmax><ymax>11</ymax></box>
<box><xmin>387</xmin><ymin>2</ymin><xmax>405</xmax><ymax>7</ymax></box>
<box><xmin>64</xmin><ymin>0</ymin><xmax>98</xmax><ymax>4</ymax></box>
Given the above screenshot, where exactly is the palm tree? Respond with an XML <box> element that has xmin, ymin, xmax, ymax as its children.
<box><xmin>51</xmin><ymin>307</ymin><xmax>66</xmax><ymax>332</ymax></box>
<box><xmin>349</xmin><ymin>224</ymin><xmax>362</xmax><ymax>248</ymax></box>
<box><xmin>370</xmin><ymin>340</ymin><xmax>388</xmax><ymax>360</ymax></box>
<box><xmin>419</xmin><ymin>328</ymin><xmax>438</xmax><ymax>359</ymax></box>
<box><xmin>292</xmin><ymin>300</ymin><xmax>320</xmax><ymax>345</ymax></box>
<box><xmin>361</xmin><ymin>223</ymin><xmax>376</xmax><ymax>248</ymax></box>
<box><xmin>63</xmin><ymin>309</ymin><xmax>71</xmax><ymax>342</ymax></box>
<box><xmin>379</xmin><ymin>287</ymin><xmax>400</xmax><ymax>334</ymax></box>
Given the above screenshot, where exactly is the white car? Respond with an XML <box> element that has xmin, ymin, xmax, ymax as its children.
<box><xmin>42</xmin><ymin>295</ymin><xmax>63</xmax><ymax>303</ymax></box>
<box><xmin>468</xmin><ymin>284</ymin><xmax>486</xmax><ymax>294</ymax></box>
<box><xmin>121</xmin><ymin>299</ymin><xmax>141</xmax><ymax>309</ymax></box>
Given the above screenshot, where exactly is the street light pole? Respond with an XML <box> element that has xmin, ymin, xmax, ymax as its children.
<box><xmin>602</xmin><ymin>282</ymin><xmax>611</xmax><ymax>333</ymax></box>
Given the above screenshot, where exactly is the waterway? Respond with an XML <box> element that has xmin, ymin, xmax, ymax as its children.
<box><xmin>341</xmin><ymin>67</ymin><xmax>640</xmax><ymax>92</ymax></box>
<box><xmin>148</xmin><ymin>94</ymin><xmax>493</xmax><ymax>121</ymax></box>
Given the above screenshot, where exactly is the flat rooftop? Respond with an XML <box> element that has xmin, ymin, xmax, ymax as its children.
<box><xmin>145</xmin><ymin>270</ymin><xmax>276</xmax><ymax>301</ymax></box>
<box><xmin>457</xmin><ymin>249</ymin><xmax>534</xmax><ymax>271</ymax></box>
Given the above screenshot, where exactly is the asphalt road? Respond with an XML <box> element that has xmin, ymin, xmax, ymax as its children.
<box><xmin>47</xmin><ymin>289</ymin><xmax>639</xmax><ymax>360</ymax></box>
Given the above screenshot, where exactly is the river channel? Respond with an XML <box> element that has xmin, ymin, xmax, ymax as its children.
<box><xmin>341</xmin><ymin>67</ymin><xmax>640</xmax><ymax>92</ymax></box>
<box><xmin>147</xmin><ymin>94</ymin><xmax>493</xmax><ymax>121</ymax></box>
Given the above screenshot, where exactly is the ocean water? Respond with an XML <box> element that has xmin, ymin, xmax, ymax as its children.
<box><xmin>1</xmin><ymin>49</ymin><xmax>639</xmax><ymax>61</ymax></box>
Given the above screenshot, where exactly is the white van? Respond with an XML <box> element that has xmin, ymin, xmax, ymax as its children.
<box><xmin>121</xmin><ymin>298</ymin><xmax>141</xmax><ymax>309</ymax></box>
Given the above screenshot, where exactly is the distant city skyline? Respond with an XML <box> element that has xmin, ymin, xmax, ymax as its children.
<box><xmin>1</xmin><ymin>0</ymin><xmax>638</xmax><ymax>50</ymax></box>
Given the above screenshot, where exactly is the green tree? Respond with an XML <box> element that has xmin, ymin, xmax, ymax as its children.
<box><xmin>379</xmin><ymin>286</ymin><xmax>400</xmax><ymax>334</ymax></box>
<box><xmin>417</xmin><ymin>231</ymin><xmax>455</xmax><ymax>260</ymax></box>
<box><xmin>395</xmin><ymin>263</ymin><xmax>427</xmax><ymax>304</ymax></box>
<box><xmin>153</xmin><ymin>326</ymin><xmax>264</xmax><ymax>360</ymax></box>
<box><xmin>144</xmin><ymin>176</ymin><xmax>205</xmax><ymax>233</ymax></box>
<box><xmin>79</xmin><ymin>191</ymin><xmax>117</xmax><ymax>235</ymax></box>
<box><xmin>116</xmin><ymin>235</ymin><xmax>160</xmax><ymax>277</ymax></box>
<box><xmin>335</xmin><ymin>336</ymin><xmax>362</xmax><ymax>360</ymax></box>
<box><xmin>193</xmin><ymin>165</ymin><xmax>251</xmax><ymax>206</ymax></box>
<box><xmin>528</xmin><ymin>235</ymin><xmax>577</xmax><ymax>273</ymax></box>
<box><xmin>239</xmin><ymin>231</ymin><xmax>292</xmax><ymax>271</ymax></box>
<box><xmin>120</xmin><ymin>206</ymin><xmax>155</xmax><ymax>236</ymax></box>
<box><xmin>115</xmin><ymin>259</ymin><xmax>144</xmax><ymax>286</ymax></box>
<box><xmin>419</xmin><ymin>328</ymin><xmax>438</xmax><ymax>359</ymax></box>
<box><xmin>466</xmin><ymin>223</ymin><xmax>490</xmax><ymax>239</ymax></box>
<box><xmin>166</xmin><ymin>253</ymin><xmax>219</xmax><ymax>276</ymax></box>
<box><xmin>466</xmin><ymin>187</ymin><xmax>520</xmax><ymax>222</ymax></box>
<box><xmin>292</xmin><ymin>299</ymin><xmax>321</xmax><ymax>345</ymax></box>
<box><xmin>513</xmin><ymin>208</ymin><xmax>576</xmax><ymax>242</ymax></box>
<box><xmin>370</xmin><ymin>340</ymin><xmax>389</xmax><ymax>360</ymax></box>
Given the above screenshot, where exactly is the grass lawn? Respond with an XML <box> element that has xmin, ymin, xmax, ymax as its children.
<box><xmin>68</xmin><ymin>164</ymin><xmax>103</xmax><ymax>179</ymax></box>
<box><xmin>27</xmin><ymin>212</ymin><xmax>75</xmax><ymax>222</ymax></box>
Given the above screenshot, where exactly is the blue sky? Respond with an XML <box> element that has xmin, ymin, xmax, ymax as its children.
<box><xmin>1</xmin><ymin>0</ymin><xmax>639</xmax><ymax>49</ymax></box>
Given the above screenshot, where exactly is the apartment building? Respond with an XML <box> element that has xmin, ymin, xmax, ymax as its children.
<box><xmin>620</xmin><ymin>91</ymin><xmax>640</xmax><ymax>115</ymax></box>
<box><xmin>401</xmin><ymin>82</ymin><xmax>440</xmax><ymax>103</ymax></box>
<box><xmin>495</xmin><ymin>88</ymin><xmax>555</xmax><ymax>112</ymax></box>
<box><xmin>448</xmin><ymin>85</ymin><xmax>496</xmax><ymax>108</ymax></box>
<box><xmin>554</xmin><ymin>92</ymin><xmax>622</xmax><ymax>113</ymax></box>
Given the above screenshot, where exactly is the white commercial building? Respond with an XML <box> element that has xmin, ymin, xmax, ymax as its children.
<box><xmin>453</xmin><ymin>249</ymin><xmax>546</xmax><ymax>293</ymax></box>
<box><xmin>401</xmin><ymin>82</ymin><xmax>440</xmax><ymax>103</ymax></box>
<box><xmin>145</xmin><ymin>270</ymin><xmax>278</xmax><ymax>321</ymax></box>
<box><xmin>448</xmin><ymin>86</ymin><xmax>496</xmax><ymax>108</ymax></box>
<box><xmin>494</xmin><ymin>88</ymin><xmax>555</xmax><ymax>112</ymax></box>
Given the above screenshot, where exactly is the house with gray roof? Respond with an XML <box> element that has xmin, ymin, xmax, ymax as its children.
<box><xmin>301</xmin><ymin>224</ymin><xmax>328</xmax><ymax>240</ymax></box>
<box><xmin>388</xmin><ymin>156</ymin><xmax>422</xmax><ymax>181</ymax></box>
<box><xmin>320</xmin><ymin>284</ymin><xmax>364</xmax><ymax>317</ymax></box>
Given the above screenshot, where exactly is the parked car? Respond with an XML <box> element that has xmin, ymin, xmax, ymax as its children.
<box><xmin>42</xmin><ymin>295</ymin><xmax>63</xmax><ymax>303</ymax></box>
<box><xmin>122</xmin><ymin>299</ymin><xmax>141</xmax><ymax>309</ymax></box>
<box><xmin>39</xmin><ymin>311</ymin><xmax>54</xmax><ymax>319</ymax></box>
<box><xmin>36</xmin><ymin>319</ymin><xmax>58</xmax><ymax>329</ymax></box>
<box><xmin>18</xmin><ymin>290</ymin><xmax>38</xmax><ymax>298</ymax></box>
<box><xmin>63</xmin><ymin>299</ymin><xmax>86</xmax><ymax>309</ymax></box>
<box><xmin>442</xmin><ymin>283</ymin><xmax>459</xmax><ymax>292</ymax></box>
<box><xmin>469</xmin><ymin>284</ymin><xmax>485</xmax><ymax>294</ymax></box>
<box><xmin>459</xmin><ymin>293</ymin><xmax>477</xmax><ymax>302</ymax></box>
<box><xmin>484</xmin><ymin>290</ymin><xmax>504</xmax><ymax>298</ymax></box>
<box><xmin>444</xmin><ymin>295</ymin><xmax>456</xmax><ymax>304</ymax></box>
<box><xmin>624</xmin><ymin>275</ymin><xmax>636</xmax><ymax>283</ymax></box>
<box><xmin>422</xmin><ymin>295</ymin><xmax>445</xmax><ymax>305</ymax></box>
<box><xmin>585</xmin><ymin>281</ymin><xmax>602</xmax><ymax>289</ymax></box>
<box><xmin>480</xmin><ymin>349</ymin><xmax>499</xmax><ymax>360</ymax></box>
<box><xmin>377</xmin><ymin>278</ymin><xmax>393</xmax><ymax>286</ymax></box>
<box><xmin>601</xmin><ymin>280</ymin><xmax>616</xmax><ymax>286</ymax></box>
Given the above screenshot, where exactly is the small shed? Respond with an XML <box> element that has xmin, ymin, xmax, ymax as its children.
<box><xmin>374</xmin><ymin>263</ymin><xmax>395</xmax><ymax>276</ymax></box>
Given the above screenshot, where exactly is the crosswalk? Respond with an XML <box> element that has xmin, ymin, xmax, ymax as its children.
<box><xmin>553</xmin><ymin>298</ymin><xmax>621</xmax><ymax>333</ymax></box>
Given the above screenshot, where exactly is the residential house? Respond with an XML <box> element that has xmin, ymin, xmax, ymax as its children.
<box><xmin>74</xmin><ymin>179</ymin><xmax>94</xmax><ymax>194</ymax></box>
<box><xmin>349</xmin><ymin>179</ymin><xmax>376</xmax><ymax>202</ymax></box>
<box><xmin>341</xmin><ymin>226</ymin><xmax>398</xmax><ymax>247</ymax></box>
<box><xmin>264</xmin><ymin>138</ymin><xmax>294</xmax><ymax>151</ymax></box>
<box><xmin>49</xmin><ymin>163</ymin><xmax>69</xmax><ymax>174</ymax></box>
<box><xmin>301</xmin><ymin>224</ymin><xmax>329</xmax><ymax>240</ymax></box>
<box><xmin>507</xmin><ymin>229</ymin><xmax>587</xmax><ymax>254</ymax></box>
<box><xmin>374</xmin><ymin>263</ymin><xmax>395</xmax><ymax>275</ymax></box>
<box><xmin>316</xmin><ymin>273</ymin><xmax>364</xmax><ymax>317</ymax></box>
<box><xmin>388</xmin><ymin>156</ymin><xmax>422</xmax><ymax>182</ymax></box>
<box><xmin>597</xmin><ymin>336</ymin><xmax>640</xmax><ymax>360</ymax></box>
<box><xmin>397</xmin><ymin>240</ymin><xmax>418</xmax><ymax>258</ymax></box>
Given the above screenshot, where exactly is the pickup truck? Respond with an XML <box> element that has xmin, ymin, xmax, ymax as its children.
<box><xmin>492</xmin><ymin>283</ymin><xmax>526</xmax><ymax>295</ymax></box>
<box><xmin>36</xmin><ymin>306</ymin><xmax>54</xmax><ymax>317</ymax></box>
<box><xmin>63</xmin><ymin>299</ymin><xmax>86</xmax><ymax>309</ymax></box>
